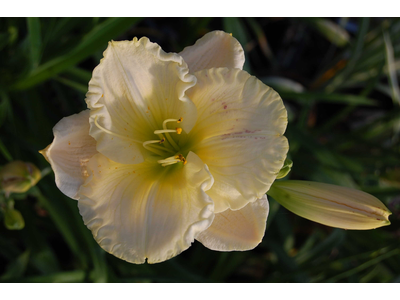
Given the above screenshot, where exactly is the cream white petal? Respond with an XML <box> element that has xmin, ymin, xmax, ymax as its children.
<box><xmin>77</xmin><ymin>151</ymin><xmax>214</xmax><ymax>264</ymax></box>
<box><xmin>39</xmin><ymin>110</ymin><xmax>98</xmax><ymax>200</ymax></box>
<box><xmin>179</xmin><ymin>31</ymin><xmax>245</xmax><ymax>73</ymax></box>
<box><xmin>186</xmin><ymin>68</ymin><xmax>288</xmax><ymax>213</ymax></box>
<box><xmin>86</xmin><ymin>37</ymin><xmax>197</xmax><ymax>165</ymax></box>
<box><xmin>197</xmin><ymin>194</ymin><xmax>269</xmax><ymax>251</ymax></box>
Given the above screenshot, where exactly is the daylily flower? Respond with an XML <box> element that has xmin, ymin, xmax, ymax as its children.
<box><xmin>268</xmin><ymin>180</ymin><xmax>391</xmax><ymax>230</ymax></box>
<box><xmin>40</xmin><ymin>31</ymin><xmax>289</xmax><ymax>263</ymax></box>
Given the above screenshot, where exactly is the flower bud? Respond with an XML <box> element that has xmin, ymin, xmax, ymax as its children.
<box><xmin>4</xmin><ymin>208</ymin><xmax>25</xmax><ymax>230</ymax></box>
<box><xmin>0</xmin><ymin>161</ymin><xmax>41</xmax><ymax>196</ymax></box>
<box><xmin>276</xmin><ymin>158</ymin><xmax>293</xmax><ymax>179</ymax></box>
<box><xmin>268</xmin><ymin>180</ymin><xmax>391</xmax><ymax>230</ymax></box>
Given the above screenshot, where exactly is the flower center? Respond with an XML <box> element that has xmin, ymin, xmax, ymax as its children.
<box><xmin>142</xmin><ymin>118</ymin><xmax>187</xmax><ymax>167</ymax></box>
<box><xmin>94</xmin><ymin>115</ymin><xmax>187</xmax><ymax>167</ymax></box>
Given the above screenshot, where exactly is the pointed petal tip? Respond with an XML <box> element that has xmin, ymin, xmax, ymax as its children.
<box><xmin>39</xmin><ymin>144</ymin><xmax>51</xmax><ymax>163</ymax></box>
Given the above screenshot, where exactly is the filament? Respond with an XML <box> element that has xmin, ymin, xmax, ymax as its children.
<box><xmin>142</xmin><ymin>139</ymin><xmax>174</xmax><ymax>155</ymax></box>
<box><xmin>94</xmin><ymin>116</ymin><xmax>142</xmax><ymax>144</ymax></box>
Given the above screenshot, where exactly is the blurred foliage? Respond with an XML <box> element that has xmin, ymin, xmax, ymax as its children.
<box><xmin>0</xmin><ymin>17</ymin><xmax>399</xmax><ymax>283</ymax></box>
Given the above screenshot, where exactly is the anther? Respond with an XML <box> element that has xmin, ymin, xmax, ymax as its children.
<box><xmin>159</xmin><ymin>117</ymin><xmax>184</xmax><ymax>151</ymax></box>
<box><xmin>154</xmin><ymin>128</ymin><xmax>183</xmax><ymax>135</ymax></box>
<box><xmin>162</xmin><ymin>118</ymin><xmax>183</xmax><ymax>128</ymax></box>
<box><xmin>157</xmin><ymin>154</ymin><xmax>187</xmax><ymax>167</ymax></box>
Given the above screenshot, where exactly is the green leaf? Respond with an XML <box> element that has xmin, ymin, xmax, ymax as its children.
<box><xmin>304</xmin><ymin>18</ymin><xmax>350</xmax><ymax>47</ymax></box>
<box><xmin>246</xmin><ymin>17</ymin><xmax>275</xmax><ymax>62</ymax></box>
<box><xmin>279</xmin><ymin>91</ymin><xmax>377</xmax><ymax>106</ymax></box>
<box><xmin>0</xmin><ymin>235</ymin><xmax>21</xmax><ymax>260</ymax></box>
<box><xmin>63</xmin><ymin>66</ymin><xmax>92</xmax><ymax>84</ymax></box>
<box><xmin>325</xmin><ymin>17</ymin><xmax>370</xmax><ymax>92</ymax></box>
<box><xmin>0</xmin><ymin>138</ymin><xmax>13</xmax><ymax>161</ymax></box>
<box><xmin>383</xmin><ymin>30</ymin><xmax>400</xmax><ymax>105</ymax></box>
<box><xmin>327</xmin><ymin>248</ymin><xmax>400</xmax><ymax>282</ymax></box>
<box><xmin>55</xmin><ymin>76</ymin><xmax>88</xmax><ymax>94</ymax></box>
<box><xmin>27</xmin><ymin>17</ymin><xmax>42</xmax><ymax>69</ymax></box>
<box><xmin>261</xmin><ymin>77</ymin><xmax>305</xmax><ymax>93</ymax></box>
<box><xmin>0</xmin><ymin>250</ymin><xmax>30</xmax><ymax>281</ymax></box>
<box><xmin>11</xmin><ymin>17</ymin><xmax>142</xmax><ymax>90</ymax></box>
<box><xmin>29</xmin><ymin>186</ymin><xmax>88</xmax><ymax>267</ymax></box>
<box><xmin>0</xmin><ymin>91</ymin><xmax>10</xmax><ymax>128</ymax></box>
<box><xmin>22</xmin><ymin>270</ymin><xmax>86</xmax><ymax>283</ymax></box>
<box><xmin>295</xmin><ymin>229</ymin><xmax>346</xmax><ymax>265</ymax></box>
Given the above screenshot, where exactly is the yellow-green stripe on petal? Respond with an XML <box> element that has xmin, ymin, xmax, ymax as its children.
<box><xmin>268</xmin><ymin>180</ymin><xmax>391</xmax><ymax>230</ymax></box>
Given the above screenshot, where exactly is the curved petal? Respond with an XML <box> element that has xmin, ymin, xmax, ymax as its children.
<box><xmin>186</xmin><ymin>68</ymin><xmax>288</xmax><ymax>213</ymax></box>
<box><xmin>179</xmin><ymin>31</ymin><xmax>245</xmax><ymax>73</ymax></box>
<box><xmin>77</xmin><ymin>151</ymin><xmax>214</xmax><ymax>264</ymax></box>
<box><xmin>197</xmin><ymin>194</ymin><xmax>269</xmax><ymax>251</ymax></box>
<box><xmin>86</xmin><ymin>37</ymin><xmax>197</xmax><ymax>165</ymax></box>
<box><xmin>39</xmin><ymin>110</ymin><xmax>98</xmax><ymax>200</ymax></box>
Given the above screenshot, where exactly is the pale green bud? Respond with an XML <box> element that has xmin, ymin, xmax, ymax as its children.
<box><xmin>4</xmin><ymin>208</ymin><xmax>25</xmax><ymax>230</ymax></box>
<box><xmin>0</xmin><ymin>161</ymin><xmax>41</xmax><ymax>196</ymax></box>
<box><xmin>268</xmin><ymin>180</ymin><xmax>391</xmax><ymax>230</ymax></box>
<box><xmin>276</xmin><ymin>158</ymin><xmax>293</xmax><ymax>179</ymax></box>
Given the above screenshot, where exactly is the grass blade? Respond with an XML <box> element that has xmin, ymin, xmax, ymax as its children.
<box><xmin>325</xmin><ymin>17</ymin><xmax>370</xmax><ymax>92</ymax></box>
<box><xmin>383</xmin><ymin>30</ymin><xmax>400</xmax><ymax>105</ymax></box>
<box><xmin>11</xmin><ymin>17</ymin><xmax>142</xmax><ymax>90</ymax></box>
<box><xmin>29</xmin><ymin>185</ymin><xmax>88</xmax><ymax>267</ymax></box>
<box><xmin>0</xmin><ymin>250</ymin><xmax>30</xmax><ymax>281</ymax></box>
<box><xmin>303</xmin><ymin>18</ymin><xmax>349</xmax><ymax>47</ymax></box>
<box><xmin>279</xmin><ymin>91</ymin><xmax>377</xmax><ymax>106</ymax></box>
<box><xmin>327</xmin><ymin>248</ymin><xmax>400</xmax><ymax>282</ymax></box>
<box><xmin>19</xmin><ymin>270</ymin><xmax>86</xmax><ymax>283</ymax></box>
<box><xmin>27</xmin><ymin>17</ymin><xmax>42</xmax><ymax>69</ymax></box>
<box><xmin>55</xmin><ymin>76</ymin><xmax>88</xmax><ymax>94</ymax></box>
<box><xmin>0</xmin><ymin>138</ymin><xmax>13</xmax><ymax>161</ymax></box>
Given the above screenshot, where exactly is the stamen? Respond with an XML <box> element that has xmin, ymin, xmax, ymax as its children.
<box><xmin>157</xmin><ymin>154</ymin><xmax>187</xmax><ymax>167</ymax></box>
<box><xmin>154</xmin><ymin>128</ymin><xmax>182</xmax><ymax>135</ymax></box>
<box><xmin>157</xmin><ymin>155</ymin><xmax>180</xmax><ymax>167</ymax></box>
<box><xmin>142</xmin><ymin>117</ymin><xmax>186</xmax><ymax>159</ymax></box>
<box><xmin>160</xmin><ymin>117</ymin><xmax>184</xmax><ymax>151</ymax></box>
<box><xmin>176</xmin><ymin>154</ymin><xmax>187</xmax><ymax>165</ymax></box>
<box><xmin>94</xmin><ymin>116</ymin><xmax>142</xmax><ymax>144</ymax></box>
<box><xmin>143</xmin><ymin>139</ymin><xmax>164</xmax><ymax>146</ymax></box>
<box><xmin>161</xmin><ymin>160</ymin><xmax>181</xmax><ymax>167</ymax></box>
<box><xmin>162</xmin><ymin>118</ymin><xmax>183</xmax><ymax>128</ymax></box>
